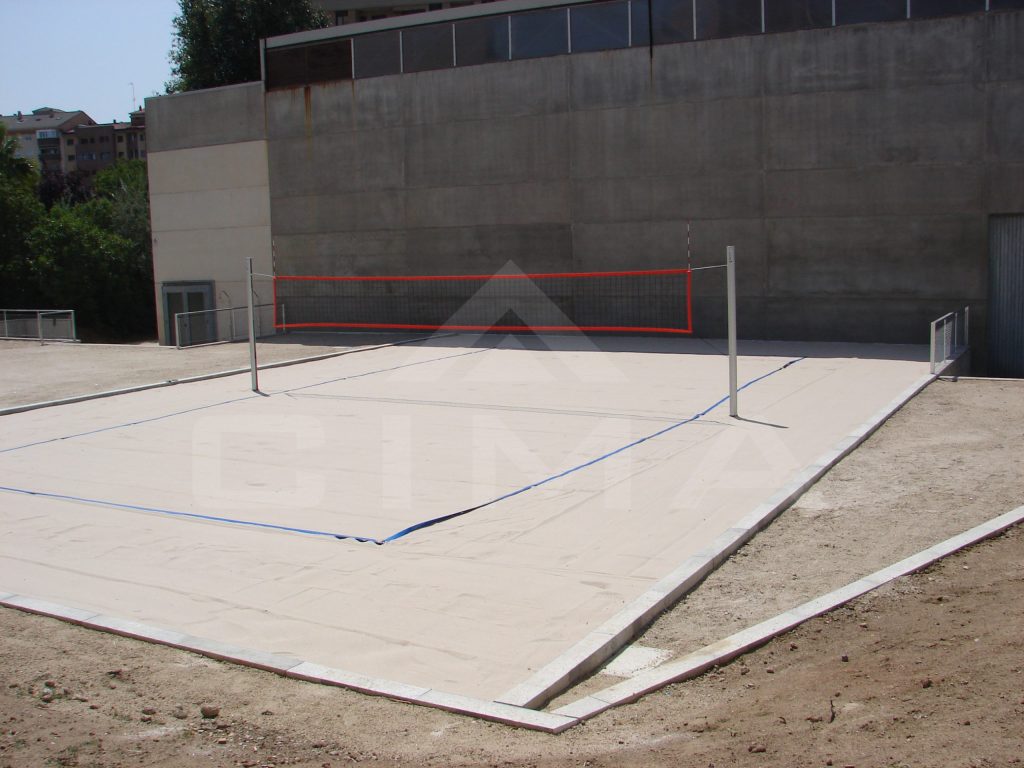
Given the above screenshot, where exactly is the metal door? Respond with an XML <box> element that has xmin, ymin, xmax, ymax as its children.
<box><xmin>988</xmin><ymin>216</ymin><xmax>1024</xmax><ymax>378</ymax></box>
<box><xmin>163</xmin><ymin>282</ymin><xmax>213</xmax><ymax>346</ymax></box>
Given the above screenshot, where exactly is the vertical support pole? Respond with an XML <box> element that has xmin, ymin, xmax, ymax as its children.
<box><xmin>963</xmin><ymin>305</ymin><xmax>970</xmax><ymax>350</ymax></box>
<box><xmin>247</xmin><ymin>257</ymin><xmax>259</xmax><ymax>393</ymax></box>
<box><xmin>281</xmin><ymin>303</ymin><xmax>287</xmax><ymax>334</ymax></box>
<box><xmin>70</xmin><ymin>310</ymin><xmax>76</xmax><ymax>342</ymax></box>
<box><xmin>3</xmin><ymin>310</ymin><xmax>7</xmax><ymax>338</ymax></box>
<box><xmin>929</xmin><ymin>320</ymin><xmax>937</xmax><ymax>375</ymax></box>
<box><xmin>37</xmin><ymin>310</ymin><xmax>44</xmax><ymax>346</ymax></box>
<box><xmin>727</xmin><ymin>246</ymin><xmax>738</xmax><ymax>418</ymax></box>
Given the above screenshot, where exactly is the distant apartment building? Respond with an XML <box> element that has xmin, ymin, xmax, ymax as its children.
<box><xmin>314</xmin><ymin>0</ymin><xmax>496</xmax><ymax>25</ymax></box>
<box><xmin>0</xmin><ymin>108</ymin><xmax>95</xmax><ymax>173</ymax></box>
<box><xmin>65</xmin><ymin>109</ymin><xmax>146</xmax><ymax>176</ymax></box>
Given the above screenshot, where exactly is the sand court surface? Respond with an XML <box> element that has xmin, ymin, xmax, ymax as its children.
<box><xmin>0</xmin><ymin>335</ymin><xmax>930</xmax><ymax>701</ymax></box>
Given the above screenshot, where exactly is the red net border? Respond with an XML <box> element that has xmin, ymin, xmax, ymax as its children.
<box><xmin>272</xmin><ymin>268</ymin><xmax>693</xmax><ymax>335</ymax></box>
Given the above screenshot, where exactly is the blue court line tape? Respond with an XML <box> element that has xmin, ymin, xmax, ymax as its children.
<box><xmin>0</xmin><ymin>347</ymin><xmax>491</xmax><ymax>456</ymax></box>
<box><xmin>0</xmin><ymin>485</ymin><xmax>376</xmax><ymax>542</ymax></box>
<box><xmin>0</xmin><ymin>395</ymin><xmax>259</xmax><ymax>455</ymax></box>
<box><xmin>0</xmin><ymin>357</ymin><xmax>803</xmax><ymax>546</ymax></box>
<box><xmin>380</xmin><ymin>356</ymin><xmax>805</xmax><ymax>543</ymax></box>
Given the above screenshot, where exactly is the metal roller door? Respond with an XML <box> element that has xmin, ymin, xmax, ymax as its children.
<box><xmin>988</xmin><ymin>216</ymin><xmax>1024</xmax><ymax>378</ymax></box>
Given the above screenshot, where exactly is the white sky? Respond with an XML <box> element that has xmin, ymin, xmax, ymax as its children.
<box><xmin>0</xmin><ymin>0</ymin><xmax>180</xmax><ymax>123</ymax></box>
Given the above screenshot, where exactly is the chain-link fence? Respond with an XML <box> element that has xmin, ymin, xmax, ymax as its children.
<box><xmin>174</xmin><ymin>304</ymin><xmax>276</xmax><ymax>349</ymax></box>
<box><xmin>0</xmin><ymin>309</ymin><xmax>77</xmax><ymax>342</ymax></box>
<box><xmin>930</xmin><ymin>306</ymin><xmax>969</xmax><ymax>375</ymax></box>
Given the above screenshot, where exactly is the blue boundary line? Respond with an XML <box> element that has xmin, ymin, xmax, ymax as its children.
<box><xmin>381</xmin><ymin>356</ymin><xmax>804</xmax><ymax>543</ymax></box>
<box><xmin>0</xmin><ymin>395</ymin><xmax>260</xmax><ymax>455</ymax></box>
<box><xmin>0</xmin><ymin>357</ymin><xmax>804</xmax><ymax>545</ymax></box>
<box><xmin>0</xmin><ymin>347</ymin><xmax>490</xmax><ymax>456</ymax></box>
<box><xmin>0</xmin><ymin>485</ymin><xmax>381</xmax><ymax>541</ymax></box>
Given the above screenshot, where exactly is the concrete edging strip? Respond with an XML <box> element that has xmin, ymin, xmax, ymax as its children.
<box><xmin>0</xmin><ymin>500</ymin><xmax>1018</xmax><ymax>732</ymax></box>
<box><xmin>552</xmin><ymin>503</ymin><xmax>1024</xmax><ymax>722</ymax></box>
<box><xmin>0</xmin><ymin>334</ymin><xmax>444</xmax><ymax>417</ymax></box>
<box><xmin>497</xmin><ymin>373</ymin><xmax>937</xmax><ymax>709</ymax></box>
<box><xmin>0</xmin><ymin>593</ymin><xmax>576</xmax><ymax>733</ymax></box>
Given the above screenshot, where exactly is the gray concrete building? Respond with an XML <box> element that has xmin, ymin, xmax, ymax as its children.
<box><xmin>146</xmin><ymin>0</ymin><xmax>1024</xmax><ymax>374</ymax></box>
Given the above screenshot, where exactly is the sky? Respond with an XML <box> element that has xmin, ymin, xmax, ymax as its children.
<box><xmin>0</xmin><ymin>0</ymin><xmax>180</xmax><ymax>123</ymax></box>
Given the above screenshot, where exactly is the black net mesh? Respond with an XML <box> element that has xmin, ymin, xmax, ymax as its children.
<box><xmin>274</xmin><ymin>270</ymin><xmax>692</xmax><ymax>334</ymax></box>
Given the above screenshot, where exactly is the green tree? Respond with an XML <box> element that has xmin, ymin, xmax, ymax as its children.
<box><xmin>167</xmin><ymin>0</ymin><xmax>328</xmax><ymax>92</ymax></box>
<box><xmin>2</xmin><ymin>127</ymin><xmax>156</xmax><ymax>337</ymax></box>
<box><xmin>16</xmin><ymin>161</ymin><xmax>156</xmax><ymax>338</ymax></box>
<box><xmin>27</xmin><ymin>204</ymin><xmax>150</xmax><ymax>336</ymax></box>
<box><xmin>0</xmin><ymin>124</ymin><xmax>45</xmax><ymax>307</ymax></box>
<box><xmin>0</xmin><ymin>123</ymin><xmax>37</xmax><ymax>187</ymax></box>
<box><xmin>92</xmin><ymin>160</ymin><xmax>156</xmax><ymax>335</ymax></box>
<box><xmin>92</xmin><ymin>160</ymin><xmax>152</xmax><ymax>261</ymax></box>
<box><xmin>38</xmin><ymin>170</ymin><xmax>92</xmax><ymax>210</ymax></box>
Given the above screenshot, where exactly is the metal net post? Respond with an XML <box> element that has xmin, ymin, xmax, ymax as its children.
<box><xmin>247</xmin><ymin>257</ymin><xmax>259</xmax><ymax>393</ymax></box>
<box><xmin>727</xmin><ymin>246</ymin><xmax>738</xmax><ymax>418</ymax></box>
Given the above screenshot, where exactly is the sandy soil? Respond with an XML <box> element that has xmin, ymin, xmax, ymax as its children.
<box><xmin>0</xmin><ymin>342</ymin><xmax>1021</xmax><ymax>767</ymax></box>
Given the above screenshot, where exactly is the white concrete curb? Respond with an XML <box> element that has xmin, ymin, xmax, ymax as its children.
<box><xmin>551</xmin><ymin>503</ymin><xmax>1024</xmax><ymax>722</ymax></box>
<box><xmin>497</xmin><ymin>372</ymin><xmax>937</xmax><ymax>709</ymax></box>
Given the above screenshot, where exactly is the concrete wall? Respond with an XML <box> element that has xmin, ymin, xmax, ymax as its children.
<box><xmin>147</xmin><ymin>84</ymin><xmax>273</xmax><ymax>344</ymax></box>
<box><xmin>149</xmin><ymin>11</ymin><xmax>1024</xmax><ymax>349</ymax></box>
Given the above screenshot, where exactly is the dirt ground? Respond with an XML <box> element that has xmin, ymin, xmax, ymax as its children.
<box><xmin>0</xmin><ymin>341</ymin><xmax>1022</xmax><ymax>767</ymax></box>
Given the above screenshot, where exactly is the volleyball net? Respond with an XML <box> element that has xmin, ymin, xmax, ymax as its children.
<box><xmin>272</xmin><ymin>268</ymin><xmax>693</xmax><ymax>335</ymax></box>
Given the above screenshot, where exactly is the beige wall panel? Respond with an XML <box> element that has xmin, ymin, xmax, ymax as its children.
<box><xmin>150</xmin><ymin>187</ymin><xmax>271</xmax><ymax>233</ymax></box>
<box><xmin>152</xmin><ymin>226</ymin><xmax>273</xmax><ymax>284</ymax></box>
<box><xmin>149</xmin><ymin>140</ymin><xmax>272</xmax><ymax>344</ymax></box>
<box><xmin>148</xmin><ymin>140</ymin><xmax>271</xmax><ymax>194</ymax></box>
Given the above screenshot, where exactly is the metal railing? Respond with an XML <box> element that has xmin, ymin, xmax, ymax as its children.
<box><xmin>930</xmin><ymin>306</ymin><xmax>970</xmax><ymax>375</ymax></box>
<box><xmin>0</xmin><ymin>309</ymin><xmax>78</xmax><ymax>343</ymax></box>
<box><xmin>174</xmin><ymin>303</ymin><xmax>277</xmax><ymax>349</ymax></box>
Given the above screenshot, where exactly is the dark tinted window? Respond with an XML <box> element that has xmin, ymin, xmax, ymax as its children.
<box><xmin>991</xmin><ymin>0</ymin><xmax>1024</xmax><ymax>9</ymax></box>
<box><xmin>265</xmin><ymin>46</ymin><xmax>308</xmax><ymax>90</ymax></box>
<box><xmin>353</xmin><ymin>31</ymin><xmax>401</xmax><ymax>78</ymax></box>
<box><xmin>651</xmin><ymin>0</ymin><xmax>694</xmax><ymax>43</ymax></box>
<box><xmin>307</xmin><ymin>39</ymin><xmax>353</xmax><ymax>82</ymax></box>
<box><xmin>630</xmin><ymin>0</ymin><xmax>651</xmax><ymax>46</ymax></box>
<box><xmin>765</xmin><ymin>0</ymin><xmax>833</xmax><ymax>32</ymax></box>
<box><xmin>455</xmin><ymin>15</ymin><xmax>509</xmax><ymax>65</ymax></box>
<box><xmin>266</xmin><ymin>40</ymin><xmax>352</xmax><ymax>89</ymax></box>
<box><xmin>695</xmin><ymin>0</ymin><xmax>762</xmax><ymax>39</ymax></box>
<box><xmin>910</xmin><ymin>0</ymin><xmax>985</xmax><ymax>18</ymax></box>
<box><xmin>835</xmin><ymin>0</ymin><xmax>907</xmax><ymax>24</ymax></box>
<box><xmin>511</xmin><ymin>8</ymin><xmax>569</xmax><ymax>59</ymax></box>
<box><xmin>402</xmin><ymin>23</ymin><xmax>454</xmax><ymax>72</ymax></box>
<box><xmin>570</xmin><ymin>1</ymin><xmax>630</xmax><ymax>53</ymax></box>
